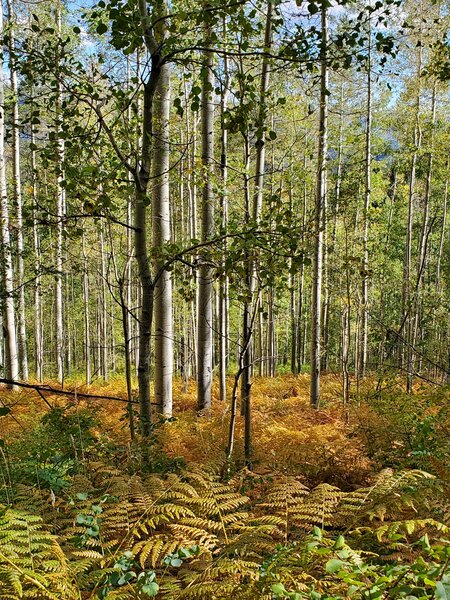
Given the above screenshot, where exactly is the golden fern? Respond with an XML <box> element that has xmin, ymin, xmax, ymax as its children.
<box><xmin>0</xmin><ymin>505</ymin><xmax>77</xmax><ymax>599</ymax></box>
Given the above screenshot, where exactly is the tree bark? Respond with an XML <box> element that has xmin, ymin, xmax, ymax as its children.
<box><xmin>31</xmin><ymin>124</ymin><xmax>43</xmax><ymax>382</ymax></box>
<box><xmin>197</xmin><ymin>35</ymin><xmax>215</xmax><ymax>411</ymax></box>
<box><xmin>55</xmin><ymin>0</ymin><xmax>65</xmax><ymax>385</ymax></box>
<box><xmin>310</xmin><ymin>4</ymin><xmax>328</xmax><ymax>409</ymax></box>
<box><xmin>219</xmin><ymin>23</ymin><xmax>230</xmax><ymax>402</ymax></box>
<box><xmin>0</xmin><ymin>0</ymin><xmax>18</xmax><ymax>388</ymax></box>
<box><xmin>152</xmin><ymin>54</ymin><xmax>173</xmax><ymax>416</ymax></box>
<box><xmin>241</xmin><ymin>2</ymin><xmax>273</xmax><ymax>465</ymax></box>
<box><xmin>7</xmin><ymin>0</ymin><xmax>28</xmax><ymax>380</ymax></box>
<box><xmin>360</xmin><ymin>39</ymin><xmax>372</xmax><ymax>378</ymax></box>
<box><xmin>403</xmin><ymin>44</ymin><xmax>422</xmax><ymax>393</ymax></box>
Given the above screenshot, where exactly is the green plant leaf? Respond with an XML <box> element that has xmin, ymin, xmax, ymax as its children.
<box><xmin>326</xmin><ymin>558</ymin><xmax>344</xmax><ymax>573</ymax></box>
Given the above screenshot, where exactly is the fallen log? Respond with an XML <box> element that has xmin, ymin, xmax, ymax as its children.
<box><xmin>0</xmin><ymin>378</ymin><xmax>139</xmax><ymax>404</ymax></box>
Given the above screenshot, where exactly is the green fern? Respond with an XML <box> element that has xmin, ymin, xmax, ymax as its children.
<box><xmin>0</xmin><ymin>505</ymin><xmax>77</xmax><ymax>599</ymax></box>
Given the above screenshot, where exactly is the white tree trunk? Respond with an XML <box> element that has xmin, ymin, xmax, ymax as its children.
<box><xmin>82</xmin><ymin>231</ymin><xmax>91</xmax><ymax>385</ymax></box>
<box><xmin>197</xmin><ymin>41</ymin><xmax>215</xmax><ymax>411</ymax></box>
<box><xmin>403</xmin><ymin>45</ymin><xmax>422</xmax><ymax>392</ymax></box>
<box><xmin>310</xmin><ymin>4</ymin><xmax>328</xmax><ymax>409</ymax></box>
<box><xmin>219</xmin><ymin>25</ymin><xmax>230</xmax><ymax>402</ymax></box>
<box><xmin>152</xmin><ymin>58</ymin><xmax>173</xmax><ymax>416</ymax></box>
<box><xmin>7</xmin><ymin>0</ymin><xmax>28</xmax><ymax>380</ymax></box>
<box><xmin>31</xmin><ymin>125</ymin><xmax>43</xmax><ymax>381</ymax></box>
<box><xmin>99</xmin><ymin>221</ymin><xmax>109</xmax><ymax>381</ymax></box>
<box><xmin>0</xmin><ymin>1</ymin><xmax>18</xmax><ymax>387</ymax></box>
<box><xmin>55</xmin><ymin>0</ymin><xmax>65</xmax><ymax>384</ymax></box>
<box><xmin>360</xmin><ymin>39</ymin><xmax>372</xmax><ymax>378</ymax></box>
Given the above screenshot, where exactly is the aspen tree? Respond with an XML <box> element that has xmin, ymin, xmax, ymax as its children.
<box><xmin>241</xmin><ymin>1</ymin><xmax>273</xmax><ymax>464</ymax></box>
<box><xmin>360</xmin><ymin>31</ymin><xmax>372</xmax><ymax>378</ymax></box>
<box><xmin>55</xmin><ymin>0</ymin><xmax>65</xmax><ymax>385</ymax></box>
<box><xmin>310</xmin><ymin>1</ymin><xmax>328</xmax><ymax>409</ymax></box>
<box><xmin>7</xmin><ymin>0</ymin><xmax>28</xmax><ymax>380</ymax></box>
<box><xmin>152</xmin><ymin>18</ymin><xmax>173</xmax><ymax>416</ymax></box>
<box><xmin>0</xmin><ymin>0</ymin><xmax>18</xmax><ymax>388</ymax></box>
<box><xmin>197</xmin><ymin>26</ymin><xmax>215</xmax><ymax>412</ymax></box>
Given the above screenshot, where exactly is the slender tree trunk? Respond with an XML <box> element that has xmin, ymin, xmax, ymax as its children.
<box><xmin>219</xmin><ymin>27</ymin><xmax>230</xmax><ymax>402</ymax></box>
<box><xmin>310</xmin><ymin>4</ymin><xmax>328</xmax><ymax>409</ymax></box>
<box><xmin>153</xmin><ymin>56</ymin><xmax>173</xmax><ymax>416</ymax></box>
<box><xmin>360</xmin><ymin>41</ymin><xmax>372</xmax><ymax>378</ymax></box>
<box><xmin>436</xmin><ymin>162</ymin><xmax>448</xmax><ymax>293</ymax></box>
<box><xmin>197</xmin><ymin>36</ymin><xmax>215</xmax><ymax>411</ymax></box>
<box><xmin>135</xmin><ymin>176</ymin><xmax>154</xmax><ymax>434</ymax></box>
<box><xmin>99</xmin><ymin>221</ymin><xmax>109</xmax><ymax>381</ymax></box>
<box><xmin>82</xmin><ymin>231</ymin><xmax>91</xmax><ymax>385</ymax></box>
<box><xmin>134</xmin><ymin>0</ymin><xmax>168</xmax><ymax>434</ymax></box>
<box><xmin>240</xmin><ymin>2</ymin><xmax>272</xmax><ymax>465</ymax></box>
<box><xmin>297</xmin><ymin>139</ymin><xmax>308</xmax><ymax>374</ymax></box>
<box><xmin>31</xmin><ymin>125</ymin><xmax>43</xmax><ymax>382</ymax></box>
<box><xmin>7</xmin><ymin>0</ymin><xmax>28</xmax><ymax>380</ymax></box>
<box><xmin>411</xmin><ymin>83</ymin><xmax>436</xmax><ymax>379</ymax></box>
<box><xmin>403</xmin><ymin>45</ymin><xmax>422</xmax><ymax>393</ymax></box>
<box><xmin>0</xmin><ymin>2</ymin><xmax>18</xmax><ymax>388</ymax></box>
<box><xmin>55</xmin><ymin>0</ymin><xmax>65</xmax><ymax>385</ymax></box>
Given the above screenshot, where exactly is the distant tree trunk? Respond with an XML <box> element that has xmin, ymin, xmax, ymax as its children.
<box><xmin>82</xmin><ymin>231</ymin><xmax>91</xmax><ymax>385</ymax></box>
<box><xmin>411</xmin><ymin>83</ymin><xmax>436</xmax><ymax>377</ymax></box>
<box><xmin>55</xmin><ymin>0</ymin><xmax>65</xmax><ymax>385</ymax></box>
<box><xmin>297</xmin><ymin>139</ymin><xmax>308</xmax><ymax>374</ymax></box>
<box><xmin>289</xmin><ymin>182</ymin><xmax>297</xmax><ymax>375</ymax></box>
<box><xmin>153</xmin><ymin>55</ymin><xmax>173</xmax><ymax>416</ymax></box>
<box><xmin>99</xmin><ymin>221</ymin><xmax>109</xmax><ymax>381</ymax></box>
<box><xmin>378</xmin><ymin>167</ymin><xmax>397</xmax><ymax>368</ymax></box>
<box><xmin>197</xmin><ymin>36</ymin><xmax>215</xmax><ymax>411</ymax></box>
<box><xmin>188</xmin><ymin>112</ymin><xmax>199</xmax><ymax>379</ymax></box>
<box><xmin>0</xmin><ymin>1</ymin><xmax>18</xmax><ymax>388</ymax></box>
<box><xmin>334</xmin><ymin>81</ymin><xmax>344</xmax><ymax>381</ymax></box>
<box><xmin>360</xmin><ymin>40</ymin><xmax>372</xmax><ymax>378</ymax></box>
<box><xmin>126</xmin><ymin>56</ymin><xmax>135</xmax><ymax>391</ymax></box>
<box><xmin>310</xmin><ymin>4</ymin><xmax>328</xmax><ymax>409</ymax></box>
<box><xmin>7</xmin><ymin>0</ymin><xmax>28</xmax><ymax>380</ymax></box>
<box><xmin>240</xmin><ymin>2</ymin><xmax>273</xmax><ymax>466</ymax></box>
<box><xmin>219</xmin><ymin>26</ymin><xmax>230</xmax><ymax>402</ymax></box>
<box><xmin>31</xmin><ymin>125</ymin><xmax>43</xmax><ymax>381</ymax></box>
<box><xmin>403</xmin><ymin>45</ymin><xmax>422</xmax><ymax>393</ymax></box>
<box><xmin>342</xmin><ymin>218</ymin><xmax>352</xmax><ymax>404</ymax></box>
<box><xmin>436</xmin><ymin>162</ymin><xmax>448</xmax><ymax>291</ymax></box>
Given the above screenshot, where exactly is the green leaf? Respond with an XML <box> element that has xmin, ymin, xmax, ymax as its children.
<box><xmin>141</xmin><ymin>582</ymin><xmax>159</xmax><ymax>596</ymax></box>
<box><xmin>436</xmin><ymin>581</ymin><xmax>450</xmax><ymax>600</ymax></box>
<box><xmin>271</xmin><ymin>582</ymin><xmax>286</xmax><ymax>595</ymax></box>
<box><xmin>170</xmin><ymin>557</ymin><xmax>183</xmax><ymax>567</ymax></box>
<box><xmin>0</xmin><ymin>406</ymin><xmax>11</xmax><ymax>416</ymax></box>
<box><xmin>326</xmin><ymin>558</ymin><xmax>344</xmax><ymax>573</ymax></box>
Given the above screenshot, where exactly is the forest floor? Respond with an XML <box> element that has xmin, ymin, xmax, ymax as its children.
<box><xmin>1</xmin><ymin>373</ymin><xmax>448</xmax><ymax>488</ymax></box>
<box><xmin>1</xmin><ymin>375</ymin><xmax>449</xmax><ymax>598</ymax></box>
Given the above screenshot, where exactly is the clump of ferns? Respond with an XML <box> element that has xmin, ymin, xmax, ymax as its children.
<box><xmin>255</xmin><ymin>469</ymin><xmax>445</xmax><ymax>543</ymax></box>
<box><xmin>55</xmin><ymin>466</ymin><xmax>259</xmax><ymax>594</ymax></box>
<box><xmin>0</xmin><ymin>505</ymin><xmax>78</xmax><ymax>599</ymax></box>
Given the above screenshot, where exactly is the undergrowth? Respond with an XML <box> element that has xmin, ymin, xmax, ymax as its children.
<box><xmin>0</xmin><ymin>375</ymin><xmax>449</xmax><ymax>598</ymax></box>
